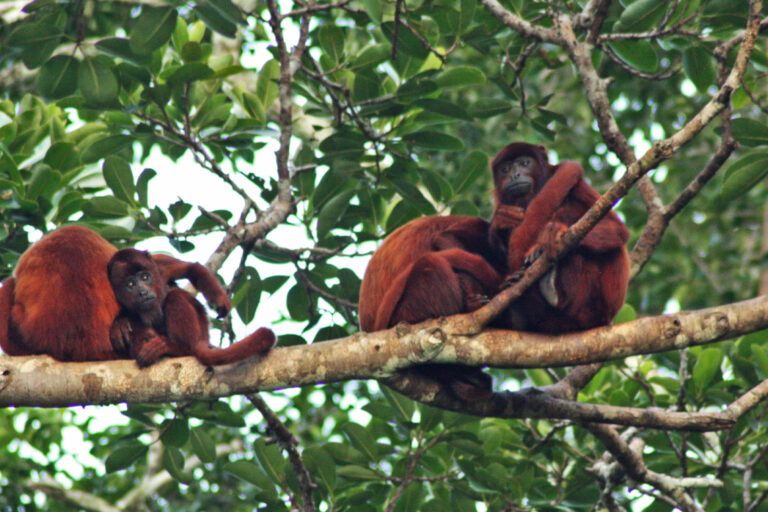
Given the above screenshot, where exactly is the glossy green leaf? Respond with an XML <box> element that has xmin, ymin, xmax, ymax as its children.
<box><xmin>381</xmin><ymin>21</ymin><xmax>429</xmax><ymax>59</ymax></box>
<box><xmin>455</xmin><ymin>150</ymin><xmax>489</xmax><ymax>194</ymax></box>
<box><xmin>82</xmin><ymin>196</ymin><xmax>130</xmax><ymax>218</ymax></box>
<box><xmin>256</xmin><ymin>60</ymin><xmax>280</xmax><ymax>109</ymax></box>
<box><xmin>607</xmin><ymin>40</ymin><xmax>658</xmax><ymax>73</ymax></box>
<box><xmin>302</xmin><ymin>446</ymin><xmax>337</xmax><ymax>492</ymax></box>
<box><xmin>105</xmin><ymin>443</ymin><xmax>148</xmax><ymax>473</ymax></box>
<box><xmin>77</xmin><ymin>56</ymin><xmax>119</xmax><ymax>106</ymax></box>
<box><xmin>318</xmin><ymin>25</ymin><xmax>345</xmax><ymax>65</ymax></box>
<box><xmin>387</xmin><ymin>178</ymin><xmax>435</xmax><ymax>215</ymax></box>
<box><xmin>102</xmin><ymin>156</ymin><xmax>136</xmax><ymax>204</ymax></box>
<box><xmin>95</xmin><ymin>38</ymin><xmax>151</xmax><ymax>67</ymax></box>
<box><xmin>340</xmin><ymin>423</ymin><xmax>377</xmax><ymax>461</ymax></box>
<box><xmin>253</xmin><ymin>438</ymin><xmax>286</xmax><ymax>484</ymax></box>
<box><xmin>414</xmin><ymin>98</ymin><xmax>471</xmax><ymax>120</ymax></box>
<box><xmin>434</xmin><ymin>66</ymin><xmax>486</xmax><ymax>88</ymax></box>
<box><xmin>615</xmin><ymin>0</ymin><xmax>667</xmax><ymax>32</ymax></box>
<box><xmin>287</xmin><ymin>283</ymin><xmax>310</xmax><ymax>322</ymax></box>
<box><xmin>166</xmin><ymin>63</ymin><xmax>214</xmax><ymax>85</ymax></box>
<box><xmin>467</xmin><ymin>98</ymin><xmax>512</xmax><ymax>118</ymax></box>
<box><xmin>36</xmin><ymin>55</ymin><xmax>79</xmax><ymax>99</ymax></box>
<box><xmin>190</xmin><ymin>428</ymin><xmax>217</xmax><ymax>463</ymax></box>
<box><xmin>81</xmin><ymin>135</ymin><xmax>132</xmax><ymax>163</ymax></box>
<box><xmin>194</xmin><ymin>1</ymin><xmax>237</xmax><ymax>38</ymax></box>
<box><xmin>232</xmin><ymin>267</ymin><xmax>261</xmax><ymax>324</ymax></box>
<box><xmin>136</xmin><ymin>168</ymin><xmax>156</xmax><ymax>208</ymax></box>
<box><xmin>719</xmin><ymin>151</ymin><xmax>768</xmax><ymax>202</ymax></box>
<box><xmin>162</xmin><ymin>446</ymin><xmax>192</xmax><ymax>483</ymax></box>
<box><xmin>317</xmin><ymin>188</ymin><xmax>356</xmax><ymax>240</ymax></box>
<box><xmin>224</xmin><ymin>460</ymin><xmax>275</xmax><ymax>490</ymax></box>
<box><xmin>402</xmin><ymin>131</ymin><xmax>465</xmax><ymax>151</ymax></box>
<box><xmin>27</xmin><ymin>164</ymin><xmax>62</xmax><ymax>200</ymax></box>
<box><xmin>381</xmin><ymin>386</ymin><xmax>416</xmax><ymax>423</ymax></box>
<box><xmin>683</xmin><ymin>46</ymin><xmax>716</xmax><ymax>92</ymax></box>
<box><xmin>732</xmin><ymin>118</ymin><xmax>768</xmax><ymax>147</ymax></box>
<box><xmin>130</xmin><ymin>6</ymin><xmax>178</xmax><ymax>55</ymax></box>
<box><xmin>6</xmin><ymin>22</ymin><xmax>62</xmax><ymax>47</ymax></box>
<box><xmin>692</xmin><ymin>347</ymin><xmax>722</xmax><ymax>393</ymax></box>
<box><xmin>351</xmin><ymin>44</ymin><xmax>390</xmax><ymax>70</ymax></box>
<box><xmin>160</xmin><ymin>419</ymin><xmax>189</xmax><ymax>448</ymax></box>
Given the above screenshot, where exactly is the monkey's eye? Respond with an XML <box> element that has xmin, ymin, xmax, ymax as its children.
<box><xmin>498</xmin><ymin>161</ymin><xmax>515</xmax><ymax>175</ymax></box>
<box><xmin>126</xmin><ymin>278</ymin><xmax>136</xmax><ymax>289</ymax></box>
<box><xmin>139</xmin><ymin>271</ymin><xmax>151</xmax><ymax>282</ymax></box>
<box><xmin>513</xmin><ymin>156</ymin><xmax>533</xmax><ymax>170</ymax></box>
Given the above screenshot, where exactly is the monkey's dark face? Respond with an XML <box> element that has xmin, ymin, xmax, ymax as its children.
<box><xmin>495</xmin><ymin>154</ymin><xmax>539</xmax><ymax>206</ymax></box>
<box><xmin>119</xmin><ymin>270</ymin><xmax>158</xmax><ymax>312</ymax></box>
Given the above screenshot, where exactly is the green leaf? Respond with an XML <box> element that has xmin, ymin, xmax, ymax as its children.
<box><xmin>77</xmin><ymin>56</ymin><xmax>119</xmax><ymax>106</ymax></box>
<box><xmin>318</xmin><ymin>25</ymin><xmax>345</xmax><ymax>65</ymax></box>
<box><xmin>352</xmin><ymin>71</ymin><xmax>382</xmax><ymax>102</ymax></box>
<box><xmin>82</xmin><ymin>196</ymin><xmax>130</xmax><ymax>219</ymax></box>
<box><xmin>160</xmin><ymin>419</ymin><xmax>189</xmax><ymax>448</ymax></box>
<box><xmin>6</xmin><ymin>22</ymin><xmax>62</xmax><ymax>47</ymax></box>
<box><xmin>434</xmin><ymin>66</ymin><xmax>486</xmax><ymax>88</ymax></box>
<box><xmin>232</xmin><ymin>267</ymin><xmax>261</xmax><ymax>324</ymax></box>
<box><xmin>287</xmin><ymin>284</ymin><xmax>310</xmax><ymax>322</ymax></box>
<box><xmin>381</xmin><ymin>386</ymin><xmax>416</xmax><ymax>423</ymax></box>
<box><xmin>732</xmin><ymin>118</ymin><xmax>768</xmax><ymax>147</ymax></box>
<box><xmin>81</xmin><ymin>135</ymin><xmax>132</xmax><ymax>163</ymax></box>
<box><xmin>95</xmin><ymin>38</ymin><xmax>151</xmax><ymax>67</ymax></box>
<box><xmin>242</xmin><ymin>91</ymin><xmax>266</xmax><ymax>125</ymax></box>
<box><xmin>302</xmin><ymin>446</ymin><xmax>337</xmax><ymax>492</ymax></box>
<box><xmin>256</xmin><ymin>60</ymin><xmax>280</xmax><ymax>109</ymax></box>
<box><xmin>402</xmin><ymin>131</ymin><xmax>465</xmax><ymax>151</ymax></box>
<box><xmin>467</xmin><ymin>98</ymin><xmax>512</xmax><ymax>118</ymax></box>
<box><xmin>44</xmin><ymin>142</ymin><xmax>79</xmax><ymax>172</ymax></box>
<box><xmin>224</xmin><ymin>460</ymin><xmax>274</xmax><ymax>490</ymax></box>
<box><xmin>386</xmin><ymin>200</ymin><xmax>420</xmax><ymax>232</ymax></box>
<box><xmin>607</xmin><ymin>40</ymin><xmax>658</xmax><ymax>73</ymax></box>
<box><xmin>27</xmin><ymin>164</ymin><xmax>62</xmax><ymax>200</ymax></box>
<box><xmin>105</xmin><ymin>443</ymin><xmax>148</xmax><ymax>473</ymax></box>
<box><xmin>381</xmin><ymin>21</ymin><xmax>429</xmax><ymax>59</ymax></box>
<box><xmin>162</xmin><ymin>446</ymin><xmax>192</xmax><ymax>483</ymax></box>
<box><xmin>190</xmin><ymin>428</ymin><xmax>217</xmax><ymax>463</ymax></box>
<box><xmin>206</xmin><ymin>0</ymin><xmax>246</xmax><ymax>26</ymax></box>
<box><xmin>692</xmin><ymin>347</ymin><xmax>722</xmax><ymax>393</ymax></box>
<box><xmin>194</xmin><ymin>1</ymin><xmax>237</xmax><ymax>38</ymax></box>
<box><xmin>336</xmin><ymin>465</ymin><xmax>381</xmax><ymax>480</ymax></box>
<box><xmin>455</xmin><ymin>150</ymin><xmax>488</xmax><ymax>194</ymax></box>
<box><xmin>413</xmin><ymin>98</ymin><xmax>471</xmax><ymax>120</ymax></box>
<box><xmin>460</xmin><ymin>0</ymin><xmax>477</xmax><ymax>33</ymax></box>
<box><xmin>136</xmin><ymin>168</ymin><xmax>156</xmax><ymax>208</ymax></box>
<box><xmin>317</xmin><ymin>188</ymin><xmax>356</xmax><ymax>240</ymax></box>
<box><xmin>351</xmin><ymin>44</ymin><xmax>390</xmax><ymax>70</ymax></box>
<box><xmin>387</xmin><ymin>178</ymin><xmax>435</xmax><ymax>215</ymax></box>
<box><xmin>172</xmin><ymin>16</ymin><xmax>189</xmax><ymax>51</ymax></box>
<box><xmin>719</xmin><ymin>151</ymin><xmax>768</xmax><ymax>202</ymax></box>
<box><xmin>102</xmin><ymin>156</ymin><xmax>136</xmax><ymax>204</ymax></box>
<box><xmin>130</xmin><ymin>6</ymin><xmax>178</xmax><ymax>55</ymax></box>
<box><xmin>683</xmin><ymin>46</ymin><xmax>716</xmax><ymax>92</ymax></box>
<box><xmin>36</xmin><ymin>55</ymin><xmax>79</xmax><ymax>99</ymax></box>
<box><xmin>166</xmin><ymin>63</ymin><xmax>214</xmax><ymax>85</ymax></box>
<box><xmin>253</xmin><ymin>438</ymin><xmax>286</xmax><ymax>484</ymax></box>
<box><xmin>615</xmin><ymin>0</ymin><xmax>668</xmax><ymax>32</ymax></box>
<box><xmin>340</xmin><ymin>423</ymin><xmax>377</xmax><ymax>461</ymax></box>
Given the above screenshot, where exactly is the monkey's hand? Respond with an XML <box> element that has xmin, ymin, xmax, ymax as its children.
<box><xmin>136</xmin><ymin>336</ymin><xmax>172</xmax><ymax>368</ymax></box>
<box><xmin>109</xmin><ymin>316</ymin><xmax>133</xmax><ymax>356</ymax></box>
<box><xmin>205</xmin><ymin>290</ymin><xmax>232</xmax><ymax>318</ymax></box>
<box><xmin>537</xmin><ymin>221</ymin><xmax>568</xmax><ymax>261</ymax></box>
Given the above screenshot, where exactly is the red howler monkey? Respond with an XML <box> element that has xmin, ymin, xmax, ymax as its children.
<box><xmin>490</xmin><ymin>142</ymin><xmax>630</xmax><ymax>333</ymax></box>
<box><xmin>0</xmin><ymin>225</ymin><xmax>232</xmax><ymax>362</ymax></box>
<box><xmin>108</xmin><ymin>248</ymin><xmax>275</xmax><ymax>367</ymax></box>
<box><xmin>358</xmin><ymin>215</ymin><xmax>506</xmax><ymax>398</ymax></box>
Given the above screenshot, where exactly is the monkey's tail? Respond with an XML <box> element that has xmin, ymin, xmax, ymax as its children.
<box><xmin>193</xmin><ymin>327</ymin><xmax>276</xmax><ymax>366</ymax></box>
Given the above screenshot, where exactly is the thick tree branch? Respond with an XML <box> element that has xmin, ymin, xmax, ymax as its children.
<box><xmin>3</xmin><ymin>295</ymin><xmax>768</xmax><ymax>419</ymax></box>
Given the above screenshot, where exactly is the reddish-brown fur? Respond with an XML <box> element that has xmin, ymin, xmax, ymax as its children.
<box><xmin>0</xmin><ymin>225</ymin><xmax>233</xmax><ymax>362</ymax></box>
<box><xmin>490</xmin><ymin>142</ymin><xmax>630</xmax><ymax>333</ymax></box>
<box><xmin>358</xmin><ymin>215</ymin><xmax>505</xmax><ymax>398</ymax></box>
<box><xmin>108</xmin><ymin>248</ymin><xmax>275</xmax><ymax>367</ymax></box>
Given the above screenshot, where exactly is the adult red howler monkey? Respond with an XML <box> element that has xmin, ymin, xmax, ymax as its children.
<box><xmin>358</xmin><ymin>215</ymin><xmax>506</xmax><ymax>398</ymax></box>
<box><xmin>108</xmin><ymin>248</ymin><xmax>275</xmax><ymax>367</ymax></box>
<box><xmin>0</xmin><ymin>225</ymin><xmax>250</xmax><ymax>364</ymax></box>
<box><xmin>490</xmin><ymin>142</ymin><xmax>630</xmax><ymax>333</ymax></box>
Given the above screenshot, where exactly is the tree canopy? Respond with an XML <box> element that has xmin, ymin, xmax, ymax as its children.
<box><xmin>1</xmin><ymin>0</ymin><xmax>768</xmax><ymax>511</ymax></box>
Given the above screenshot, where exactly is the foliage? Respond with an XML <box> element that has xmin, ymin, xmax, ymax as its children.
<box><xmin>0</xmin><ymin>0</ymin><xmax>767</xmax><ymax>511</ymax></box>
